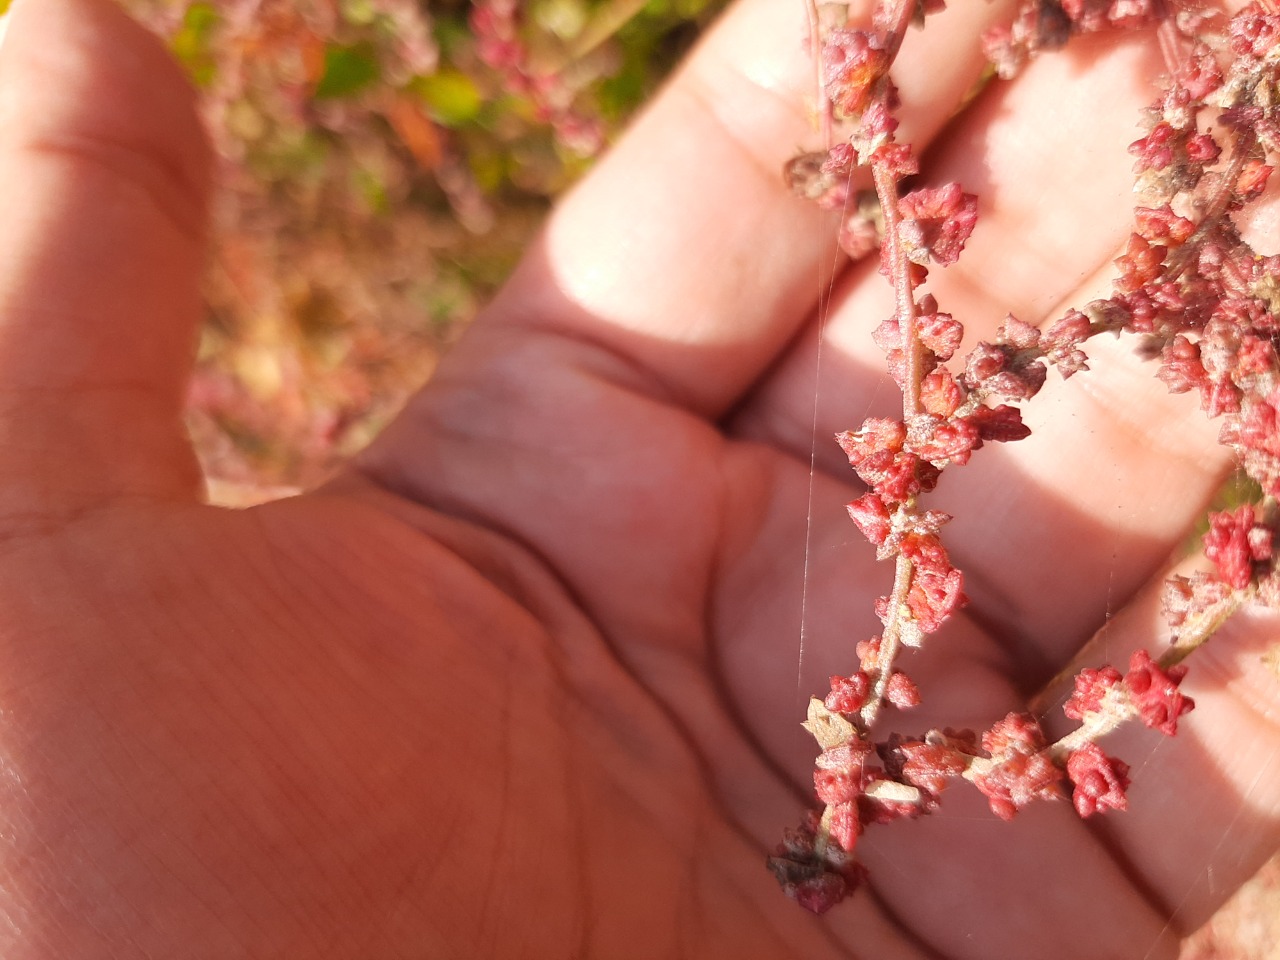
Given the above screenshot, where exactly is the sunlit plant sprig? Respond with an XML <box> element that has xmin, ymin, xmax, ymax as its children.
<box><xmin>770</xmin><ymin>0</ymin><xmax>1280</xmax><ymax>913</ymax></box>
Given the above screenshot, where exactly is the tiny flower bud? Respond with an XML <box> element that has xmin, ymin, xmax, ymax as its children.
<box><xmin>964</xmin><ymin>404</ymin><xmax>1032</xmax><ymax>443</ymax></box>
<box><xmin>964</xmin><ymin>342</ymin><xmax>1007</xmax><ymax>385</ymax></box>
<box><xmin>897</xmin><ymin>183</ymin><xmax>979</xmax><ymax>267</ymax></box>
<box><xmin>1113</xmin><ymin>233</ymin><xmax>1165</xmax><ymax>294</ymax></box>
<box><xmin>1044</xmin><ymin>309</ymin><xmax>1092</xmax><ymax>377</ymax></box>
<box><xmin>883</xmin><ymin>732</ymin><xmax>974</xmax><ymax>797</ymax></box>
<box><xmin>996</xmin><ymin>314</ymin><xmax>1041</xmax><ymax>350</ymax></box>
<box><xmin>1124</xmin><ymin>650</ymin><xmax>1194</xmax><ymax>736</ymax></box>
<box><xmin>1129</xmin><ymin>122</ymin><xmax>1177</xmax><ymax>173</ymax></box>
<box><xmin>788</xmin><ymin>871</ymin><xmax>850</xmax><ymax>914</ymax></box>
<box><xmin>920</xmin><ymin>368</ymin><xmax>965</xmax><ymax>417</ymax></box>
<box><xmin>917</xmin><ymin>311</ymin><xmax>964</xmax><ymax>360</ymax></box>
<box><xmin>906</xmin><ymin>414</ymin><xmax>981</xmax><ymax>466</ymax></box>
<box><xmin>856</xmin><ymin>635</ymin><xmax>884</xmax><ymax>673</ymax></box>
<box><xmin>885</xmin><ymin>671</ymin><xmax>921</xmax><ymax>709</ymax></box>
<box><xmin>1066</xmin><ymin>744</ymin><xmax>1130</xmax><ymax>817</ymax></box>
<box><xmin>823</xmin><ymin>29</ymin><xmax>889</xmax><ymax>117</ymax></box>
<box><xmin>1135</xmin><ymin>205</ymin><xmax>1196</xmax><ymax>244</ymax></box>
<box><xmin>826</xmin><ymin>672</ymin><xmax>872</xmax><ymax>714</ymax></box>
<box><xmin>836</xmin><ymin>418</ymin><xmax>905</xmax><ymax>466</ymax></box>
<box><xmin>1177</xmin><ymin>45</ymin><xmax>1223</xmax><ymax>99</ymax></box>
<box><xmin>1204</xmin><ymin>505</ymin><xmax>1266</xmax><ymax>589</ymax></box>
<box><xmin>846</xmin><ymin>493</ymin><xmax>892</xmax><ymax>547</ymax></box>
<box><xmin>970</xmin><ymin>713</ymin><xmax>1063</xmax><ymax>820</ymax></box>
<box><xmin>872</xmin><ymin>142</ymin><xmax>918</xmax><ymax>178</ymax></box>
<box><xmin>1185</xmin><ymin>132</ymin><xmax>1221</xmax><ymax>164</ymax></box>
<box><xmin>1236</xmin><ymin>159</ymin><xmax>1274</xmax><ymax>201</ymax></box>
<box><xmin>1158</xmin><ymin>335</ymin><xmax>1207</xmax><ymax>394</ymax></box>
<box><xmin>972</xmin><ymin>753</ymin><xmax>1064</xmax><ymax>820</ymax></box>
<box><xmin>1062</xmin><ymin>664</ymin><xmax>1124</xmax><ymax>720</ymax></box>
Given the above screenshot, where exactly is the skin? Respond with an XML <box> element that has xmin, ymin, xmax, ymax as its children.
<box><xmin>0</xmin><ymin>0</ymin><xmax>1275</xmax><ymax>956</ymax></box>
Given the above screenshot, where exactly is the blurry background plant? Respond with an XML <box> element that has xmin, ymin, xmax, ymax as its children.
<box><xmin>111</xmin><ymin>0</ymin><xmax>722</xmax><ymax>495</ymax></box>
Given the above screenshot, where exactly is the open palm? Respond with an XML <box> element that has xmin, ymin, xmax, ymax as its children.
<box><xmin>0</xmin><ymin>0</ymin><xmax>1275</xmax><ymax>956</ymax></box>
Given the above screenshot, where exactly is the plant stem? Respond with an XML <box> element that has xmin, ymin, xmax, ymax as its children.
<box><xmin>857</xmin><ymin>149</ymin><xmax>927</xmax><ymax>728</ymax></box>
<box><xmin>860</xmin><ymin>550</ymin><xmax>916</xmax><ymax>727</ymax></box>
<box><xmin>1152</xmin><ymin>0</ymin><xmax>1186</xmax><ymax>76</ymax></box>
<box><xmin>805</xmin><ymin>0</ymin><xmax>834</xmax><ymax>146</ymax></box>
<box><xmin>856</xmin><ymin>0</ymin><xmax>927</xmax><ymax>725</ymax></box>
<box><xmin>1162</xmin><ymin>588</ymin><xmax>1248</xmax><ymax>668</ymax></box>
<box><xmin>1040</xmin><ymin>588</ymin><xmax>1246</xmax><ymax>762</ymax></box>
<box><xmin>871</xmin><ymin>161</ymin><xmax>923</xmax><ymax>415</ymax></box>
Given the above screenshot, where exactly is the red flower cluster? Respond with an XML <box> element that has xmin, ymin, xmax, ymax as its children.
<box><xmin>1062</xmin><ymin>664</ymin><xmax>1124</xmax><ymax>720</ymax></box>
<box><xmin>1129</xmin><ymin>122</ymin><xmax>1177</xmax><ymax>172</ymax></box>
<box><xmin>814</xmin><ymin>737</ymin><xmax>878</xmax><ymax>818</ymax></box>
<box><xmin>899</xmin><ymin>533</ymin><xmax>966</xmax><ymax>634</ymax></box>
<box><xmin>970</xmin><ymin>714</ymin><xmax>1064</xmax><ymax>821</ymax></box>
<box><xmin>983</xmin><ymin>0</ymin><xmax>1157</xmax><ymax>77</ymax></box>
<box><xmin>837</xmin><ymin>418</ymin><xmax>940</xmax><ymax>504</ymax></box>
<box><xmin>1229</xmin><ymin>5</ymin><xmax>1280</xmax><ymax>57</ymax></box>
<box><xmin>883</xmin><ymin>730</ymin><xmax>978</xmax><ymax>799</ymax></box>
<box><xmin>1066</xmin><ymin>744</ymin><xmax>1131</xmax><ymax>817</ymax></box>
<box><xmin>1203</xmin><ymin>505</ymin><xmax>1274</xmax><ymax>590</ymax></box>
<box><xmin>1062</xmin><ymin>650</ymin><xmax>1194</xmax><ymax>736</ymax></box>
<box><xmin>1124</xmin><ymin>650</ymin><xmax>1194</xmax><ymax>736</ymax></box>
<box><xmin>897</xmin><ymin>183</ymin><xmax>979</xmax><ymax>267</ymax></box>
<box><xmin>469</xmin><ymin>0</ymin><xmax>603</xmax><ymax>153</ymax></box>
<box><xmin>825</xmin><ymin>672</ymin><xmax>871</xmax><ymax>714</ymax></box>
<box><xmin>823</xmin><ymin>29</ymin><xmax>888</xmax><ymax>117</ymax></box>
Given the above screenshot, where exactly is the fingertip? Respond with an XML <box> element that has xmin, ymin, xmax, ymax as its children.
<box><xmin>0</xmin><ymin>0</ymin><xmax>212</xmax><ymax>235</ymax></box>
<box><xmin>0</xmin><ymin>0</ymin><xmax>214</xmax><ymax>514</ymax></box>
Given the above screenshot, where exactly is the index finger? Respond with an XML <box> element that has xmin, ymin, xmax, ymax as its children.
<box><xmin>483</xmin><ymin>0</ymin><xmax>1012</xmax><ymax>418</ymax></box>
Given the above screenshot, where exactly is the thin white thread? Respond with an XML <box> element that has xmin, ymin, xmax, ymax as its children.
<box><xmin>796</xmin><ymin>286</ymin><xmax>826</xmax><ymax>699</ymax></box>
<box><xmin>797</xmin><ymin>172</ymin><xmax>853</xmax><ymax>703</ymax></box>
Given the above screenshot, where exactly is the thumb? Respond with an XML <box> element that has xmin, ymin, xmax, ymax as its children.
<box><xmin>0</xmin><ymin>0</ymin><xmax>211</xmax><ymax>521</ymax></box>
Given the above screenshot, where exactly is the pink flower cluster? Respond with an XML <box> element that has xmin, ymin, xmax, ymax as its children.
<box><xmin>469</xmin><ymin>0</ymin><xmax>603</xmax><ymax>154</ymax></box>
<box><xmin>1064</xmin><ymin>649</ymin><xmax>1194</xmax><ymax>737</ymax></box>
<box><xmin>969</xmin><ymin>714</ymin><xmax>1064</xmax><ymax>821</ymax></box>
<box><xmin>983</xmin><ymin>0</ymin><xmax>1160</xmax><ymax>78</ymax></box>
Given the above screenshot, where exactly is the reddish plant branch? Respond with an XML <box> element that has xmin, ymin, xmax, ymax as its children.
<box><xmin>771</xmin><ymin>0</ymin><xmax>1280</xmax><ymax>914</ymax></box>
<box><xmin>872</xmin><ymin>163</ymin><xmax>923</xmax><ymax>418</ymax></box>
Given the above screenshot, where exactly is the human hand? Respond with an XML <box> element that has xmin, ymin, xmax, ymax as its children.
<box><xmin>0</xmin><ymin>0</ymin><xmax>1275</xmax><ymax>957</ymax></box>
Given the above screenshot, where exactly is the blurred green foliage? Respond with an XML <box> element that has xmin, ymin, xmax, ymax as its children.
<box><xmin>314</xmin><ymin>42</ymin><xmax>381</xmax><ymax>97</ymax></box>
<box><xmin>171</xmin><ymin>2</ymin><xmax>220</xmax><ymax>86</ymax></box>
<box><xmin>411</xmin><ymin>70</ymin><xmax>483</xmax><ymax>126</ymax></box>
<box><xmin>117</xmin><ymin>0</ymin><xmax>725</xmax><ymax>489</ymax></box>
